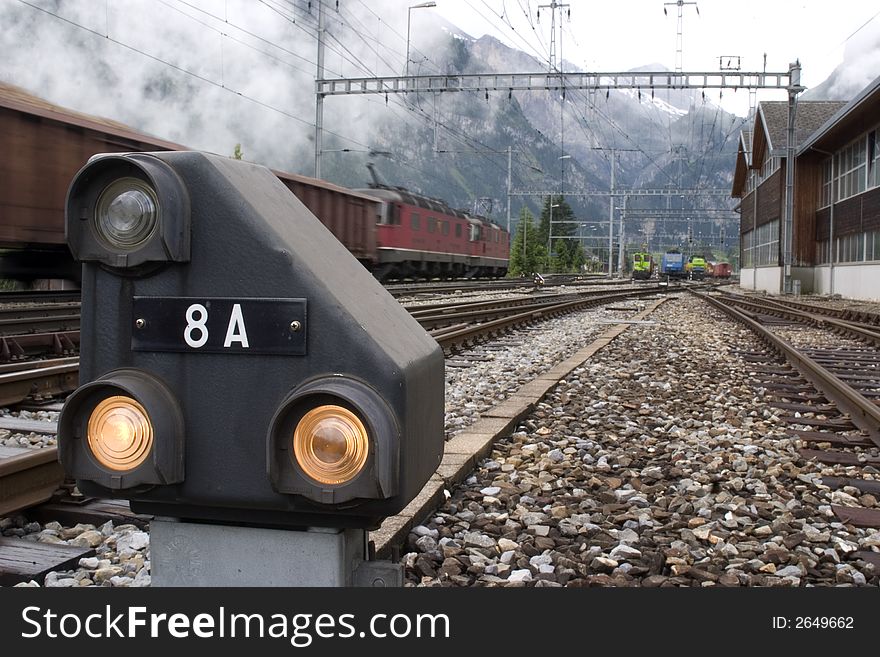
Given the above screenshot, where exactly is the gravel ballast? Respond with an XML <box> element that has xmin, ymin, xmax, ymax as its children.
<box><xmin>402</xmin><ymin>294</ymin><xmax>880</xmax><ymax>587</ymax></box>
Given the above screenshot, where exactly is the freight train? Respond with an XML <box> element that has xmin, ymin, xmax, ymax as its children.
<box><xmin>705</xmin><ymin>261</ymin><xmax>732</xmax><ymax>279</ymax></box>
<box><xmin>0</xmin><ymin>83</ymin><xmax>508</xmax><ymax>283</ymax></box>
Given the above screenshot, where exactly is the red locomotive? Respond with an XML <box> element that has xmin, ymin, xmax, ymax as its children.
<box><xmin>0</xmin><ymin>83</ymin><xmax>508</xmax><ymax>283</ymax></box>
<box><xmin>357</xmin><ymin>167</ymin><xmax>508</xmax><ymax>280</ymax></box>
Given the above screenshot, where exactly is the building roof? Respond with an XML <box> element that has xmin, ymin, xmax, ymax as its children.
<box><xmin>755</xmin><ymin>100</ymin><xmax>847</xmax><ymax>157</ymax></box>
<box><xmin>798</xmin><ymin>73</ymin><xmax>880</xmax><ymax>155</ymax></box>
<box><xmin>731</xmin><ymin>130</ymin><xmax>752</xmax><ymax>198</ymax></box>
<box><xmin>732</xmin><ymin>100</ymin><xmax>846</xmax><ymax>198</ymax></box>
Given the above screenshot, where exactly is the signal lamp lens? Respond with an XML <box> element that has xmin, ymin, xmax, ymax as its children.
<box><xmin>87</xmin><ymin>396</ymin><xmax>154</xmax><ymax>471</ymax></box>
<box><xmin>94</xmin><ymin>178</ymin><xmax>158</xmax><ymax>249</ymax></box>
<box><xmin>293</xmin><ymin>405</ymin><xmax>369</xmax><ymax>485</ymax></box>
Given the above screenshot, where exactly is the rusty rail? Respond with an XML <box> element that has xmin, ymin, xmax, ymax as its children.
<box><xmin>692</xmin><ymin>290</ymin><xmax>880</xmax><ymax>446</ymax></box>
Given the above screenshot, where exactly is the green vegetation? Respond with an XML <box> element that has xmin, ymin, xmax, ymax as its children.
<box><xmin>536</xmin><ymin>196</ymin><xmax>586</xmax><ymax>273</ymax></box>
<box><xmin>508</xmin><ymin>208</ymin><xmax>546</xmax><ymax>276</ymax></box>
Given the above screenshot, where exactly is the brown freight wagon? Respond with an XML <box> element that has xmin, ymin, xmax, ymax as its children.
<box><xmin>709</xmin><ymin>262</ymin><xmax>732</xmax><ymax>278</ymax></box>
<box><xmin>0</xmin><ymin>83</ymin><xmax>379</xmax><ymax>280</ymax></box>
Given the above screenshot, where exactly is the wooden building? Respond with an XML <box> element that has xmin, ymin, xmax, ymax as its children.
<box><xmin>796</xmin><ymin>76</ymin><xmax>880</xmax><ymax>300</ymax></box>
<box><xmin>732</xmin><ymin>100</ymin><xmax>846</xmax><ymax>294</ymax></box>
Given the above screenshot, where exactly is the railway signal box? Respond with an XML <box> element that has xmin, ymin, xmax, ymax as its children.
<box><xmin>58</xmin><ymin>151</ymin><xmax>445</xmax><ymax>533</ymax></box>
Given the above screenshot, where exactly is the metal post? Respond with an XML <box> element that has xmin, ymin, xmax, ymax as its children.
<box><xmin>406</xmin><ymin>3</ymin><xmax>436</xmax><ymax>87</ymax></box>
<box><xmin>829</xmin><ymin>173</ymin><xmax>835</xmax><ymax>295</ymax></box>
<box><xmin>548</xmin><ymin>201</ymin><xmax>554</xmax><ymax>272</ymax></box>
<box><xmin>608</xmin><ymin>149</ymin><xmax>615</xmax><ymax>276</ymax></box>
<box><xmin>406</xmin><ymin>9</ymin><xmax>412</xmax><ymax>82</ymax></box>
<box><xmin>783</xmin><ymin>60</ymin><xmax>804</xmax><ymax>294</ymax></box>
<box><xmin>314</xmin><ymin>0</ymin><xmax>325</xmax><ymax>179</ymax></box>
<box><xmin>617</xmin><ymin>197</ymin><xmax>627</xmax><ymax>278</ymax></box>
<box><xmin>507</xmin><ymin>145</ymin><xmax>512</xmax><ymax>234</ymax></box>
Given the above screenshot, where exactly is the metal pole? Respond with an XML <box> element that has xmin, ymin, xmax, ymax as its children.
<box><xmin>406</xmin><ymin>8</ymin><xmax>412</xmax><ymax>83</ymax></box>
<box><xmin>314</xmin><ymin>0</ymin><xmax>325</xmax><ymax>179</ymax></box>
<box><xmin>783</xmin><ymin>60</ymin><xmax>803</xmax><ymax>294</ymax></box>
<box><xmin>548</xmin><ymin>202</ymin><xmax>554</xmax><ymax>272</ymax></box>
<box><xmin>617</xmin><ymin>196</ymin><xmax>626</xmax><ymax>278</ymax></box>
<box><xmin>608</xmin><ymin>149</ymin><xmax>615</xmax><ymax>276</ymax></box>
<box><xmin>507</xmin><ymin>145</ymin><xmax>512</xmax><ymax>234</ymax></box>
<box><xmin>405</xmin><ymin>3</ymin><xmax>436</xmax><ymax>85</ymax></box>
<box><xmin>829</xmin><ymin>167</ymin><xmax>835</xmax><ymax>295</ymax></box>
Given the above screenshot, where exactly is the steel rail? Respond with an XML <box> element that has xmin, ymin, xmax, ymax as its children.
<box><xmin>433</xmin><ymin>288</ymin><xmax>664</xmax><ymax>350</ymax></box>
<box><xmin>0</xmin><ymin>359</ymin><xmax>80</xmax><ymax>407</ymax></box>
<box><xmin>719</xmin><ymin>292</ymin><xmax>880</xmax><ymax>328</ymax></box>
<box><xmin>0</xmin><ymin>290</ymin><xmax>81</xmax><ymax>304</ymax></box>
<box><xmin>714</xmin><ymin>293</ymin><xmax>880</xmax><ymax>345</ymax></box>
<box><xmin>0</xmin><ymin>446</ymin><xmax>65</xmax><ymax>517</ymax></box>
<box><xmin>0</xmin><ymin>311</ymin><xmax>81</xmax><ymax>336</ymax></box>
<box><xmin>413</xmin><ymin>287</ymin><xmax>664</xmax><ymax>329</ymax></box>
<box><xmin>692</xmin><ymin>290</ymin><xmax>880</xmax><ymax>445</ymax></box>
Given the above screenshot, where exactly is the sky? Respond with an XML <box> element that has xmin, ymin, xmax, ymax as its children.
<box><xmin>1</xmin><ymin>0</ymin><xmax>879</xmax><ymax>177</ymax></box>
<box><xmin>431</xmin><ymin>0</ymin><xmax>880</xmax><ymax>115</ymax></box>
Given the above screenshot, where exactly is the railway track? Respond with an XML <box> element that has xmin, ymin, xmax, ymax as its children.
<box><xmin>0</xmin><ymin>284</ymin><xmax>670</xmax><ymax>522</ymax></box>
<box><xmin>0</xmin><ymin>290</ymin><xmax>81</xmax><ymax>305</ymax></box>
<box><xmin>410</xmin><ymin>285</ymin><xmax>662</xmax><ymax>330</ymax></box>
<box><xmin>386</xmin><ymin>274</ymin><xmax>616</xmax><ymax>297</ymax></box>
<box><xmin>692</xmin><ymin>289</ymin><xmax>880</xmax><ymax>552</ymax></box>
<box><xmin>430</xmin><ymin>286</ymin><xmax>665</xmax><ymax>351</ymax></box>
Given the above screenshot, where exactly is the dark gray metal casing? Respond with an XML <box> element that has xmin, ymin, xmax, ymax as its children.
<box><xmin>67</xmin><ymin>151</ymin><xmax>444</xmax><ymax>529</ymax></box>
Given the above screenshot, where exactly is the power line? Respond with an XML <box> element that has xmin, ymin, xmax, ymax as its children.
<box><xmin>14</xmin><ymin>0</ymin><xmax>371</xmax><ymax>151</ymax></box>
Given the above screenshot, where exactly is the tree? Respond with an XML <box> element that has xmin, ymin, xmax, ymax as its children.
<box><xmin>538</xmin><ymin>196</ymin><xmax>585</xmax><ymax>272</ymax></box>
<box><xmin>232</xmin><ymin>143</ymin><xmax>243</xmax><ymax>160</ymax></box>
<box><xmin>508</xmin><ymin>208</ymin><xmax>545</xmax><ymax>276</ymax></box>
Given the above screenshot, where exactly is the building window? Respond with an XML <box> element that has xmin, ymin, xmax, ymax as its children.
<box><xmin>820</xmin><ymin>158</ymin><xmax>833</xmax><ymax>208</ymax></box>
<box><xmin>869</xmin><ymin>130</ymin><xmax>880</xmax><ymax>189</ymax></box>
<box><xmin>834</xmin><ymin>137</ymin><xmax>866</xmax><ymax>202</ymax></box>
<box><xmin>743</xmin><ymin>220</ymin><xmax>779</xmax><ymax>267</ymax></box>
<box><xmin>758</xmin><ymin>154</ymin><xmax>780</xmax><ymax>183</ymax></box>
<box><xmin>742</xmin><ymin>229</ymin><xmax>754</xmax><ymax>268</ymax></box>
<box><xmin>865</xmin><ymin>231</ymin><xmax>880</xmax><ymax>261</ymax></box>
<box><xmin>835</xmin><ymin>232</ymin><xmax>865</xmax><ymax>263</ymax></box>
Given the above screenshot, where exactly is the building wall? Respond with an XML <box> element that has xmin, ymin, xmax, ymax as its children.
<box><xmin>756</xmin><ymin>169</ymin><xmax>783</xmax><ymax>228</ymax></box>
<box><xmin>737</xmin><ymin>267</ymin><xmax>784</xmax><ymax>294</ymax></box>
<box><xmin>795</xmin><ymin>153</ymin><xmax>823</xmax><ymax>265</ymax></box>
<box><xmin>813</xmin><ymin>264</ymin><xmax>880</xmax><ymax>300</ymax></box>
<box><xmin>739</xmin><ymin>267</ymin><xmax>755</xmax><ymax>289</ymax></box>
<box><xmin>754</xmin><ymin>267</ymin><xmax>783</xmax><ymax>293</ymax></box>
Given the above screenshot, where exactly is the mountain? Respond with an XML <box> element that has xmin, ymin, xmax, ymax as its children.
<box><xmin>0</xmin><ymin>1</ymin><xmax>744</xmax><ymax>257</ymax></box>
<box><xmin>322</xmin><ymin>32</ymin><xmax>745</xmax><ymax>258</ymax></box>
<box><xmin>803</xmin><ymin>20</ymin><xmax>880</xmax><ymax>101</ymax></box>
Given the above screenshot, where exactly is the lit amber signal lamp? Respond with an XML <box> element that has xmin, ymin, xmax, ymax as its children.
<box><xmin>87</xmin><ymin>396</ymin><xmax>154</xmax><ymax>471</ymax></box>
<box><xmin>293</xmin><ymin>405</ymin><xmax>369</xmax><ymax>485</ymax></box>
<box><xmin>58</xmin><ymin>368</ymin><xmax>185</xmax><ymax>490</ymax></box>
<box><xmin>268</xmin><ymin>377</ymin><xmax>402</xmax><ymax>507</ymax></box>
